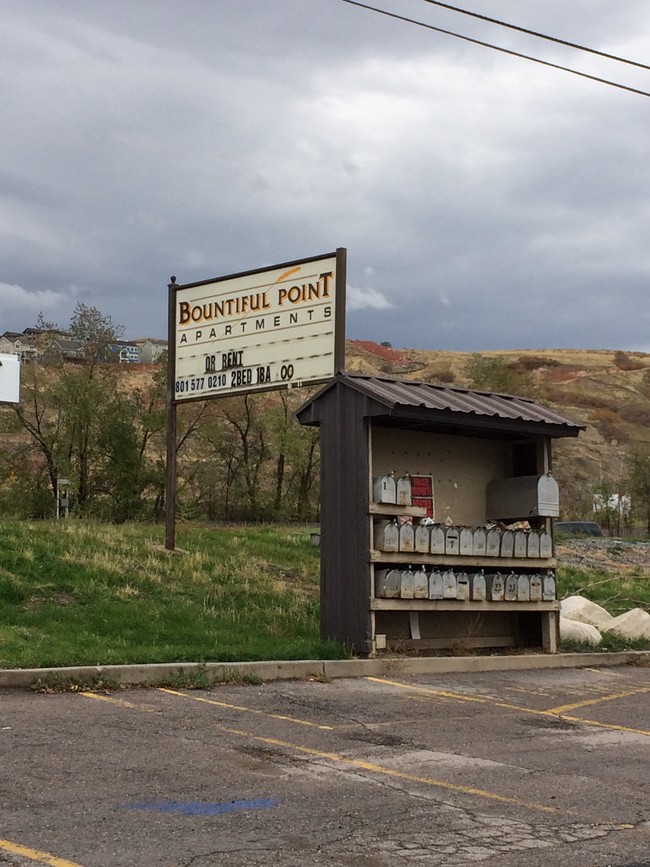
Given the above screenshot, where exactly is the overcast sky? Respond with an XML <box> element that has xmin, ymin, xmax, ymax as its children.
<box><xmin>2</xmin><ymin>0</ymin><xmax>650</xmax><ymax>351</ymax></box>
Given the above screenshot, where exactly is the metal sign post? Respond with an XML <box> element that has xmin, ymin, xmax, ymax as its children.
<box><xmin>164</xmin><ymin>249</ymin><xmax>346</xmax><ymax>550</ymax></box>
<box><xmin>165</xmin><ymin>277</ymin><xmax>178</xmax><ymax>550</ymax></box>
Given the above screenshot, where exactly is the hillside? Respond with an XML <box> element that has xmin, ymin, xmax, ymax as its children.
<box><xmin>2</xmin><ymin>344</ymin><xmax>649</xmax><ymax>524</ymax></box>
<box><xmin>344</xmin><ymin>341</ymin><xmax>650</xmax><ymax>521</ymax></box>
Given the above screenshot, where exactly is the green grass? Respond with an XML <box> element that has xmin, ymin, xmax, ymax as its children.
<box><xmin>0</xmin><ymin>519</ymin><xmax>347</xmax><ymax>669</ymax></box>
<box><xmin>557</xmin><ymin>565</ymin><xmax>650</xmax><ymax>615</ymax></box>
<box><xmin>1</xmin><ymin>519</ymin><xmax>648</xmax><ymax>668</ymax></box>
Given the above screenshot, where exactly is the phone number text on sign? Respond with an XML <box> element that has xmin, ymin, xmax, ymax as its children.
<box><xmin>175</xmin><ymin>355</ymin><xmax>295</xmax><ymax>398</ymax></box>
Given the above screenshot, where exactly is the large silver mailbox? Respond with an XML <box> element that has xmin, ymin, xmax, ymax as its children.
<box><xmin>486</xmin><ymin>473</ymin><xmax>559</xmax><ymax>521</ymax></box>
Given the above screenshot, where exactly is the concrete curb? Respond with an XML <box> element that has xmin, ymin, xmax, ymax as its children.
<box><xmin>1</xmin><ymin>651</ymin><xmax>649</xmax><ymax>690</ymax></box>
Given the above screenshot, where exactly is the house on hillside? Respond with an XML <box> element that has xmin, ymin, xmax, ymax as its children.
<box><xmin>109</xmin><ymin>340</ymin><xmax>140</xmax><ymax>363</ymax></box>
<box><xmin>134</xmin><ymin>338</ymin><xmax>167</xmax><ymax>363</ymax></box>
<box><xmin>0</xmin><ymin>332</ymin><xmax>38</xmax><ymax>362</ymax></box>
<box><xmin>22</xmin><ymin>327</ymin><xmax>71</xmax><ymax>349</ymax></box>
<box><xmin>41</xmin><ymin>338</ymin><xmax>86</xmax><ymax>363</ymax></box>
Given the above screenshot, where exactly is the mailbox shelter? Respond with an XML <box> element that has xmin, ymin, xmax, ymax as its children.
<box><xmin>296</xmin><ymin>373</ymin><xmax>584</xmax><ymax>657</ymax></box>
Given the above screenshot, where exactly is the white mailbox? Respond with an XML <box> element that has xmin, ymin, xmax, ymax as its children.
<box><xmin>429</xmin><ymin>570</ymin><xmax>444</xmax><ymax>599</ymax></box>
<box><xmin>514</xmin><ymin>530</ymin><xmax>528</xmax><ymax>559</ymax></box>
<box><xmin>430</xmin><ymin>526</ymin><xmax>446</xmax><ymax>554</ymax></box>
<box><xmin>442</xmin><ymin>569</ymin><xmax>457</xmax><ymax>599</ymax></box>
<box><xmin>486</xmin><ymin>528</ymin><xmax>501</xmax><ymax>557</ymax></box>
<box><xmin>400</xmin><ymin>569</ymin><xmax>416</xmax><ymax>599</ymax></box>
<box><xmin>445</xmin><ymin>528</ymin><xmax>460</xmax><ymax>555</ymax></box>
<box><xmin>414</xmin><ymin>522</ymin><xmax>431</xmax><ymax>553</ymax></box>
<box><xmin>373</xmin><ymin>472</ymin><xmax>396</xmax><ymax>504</ymax></box>
<box><xmin>504</xmin><ymin>573</ymin><xmax>518</xmax><ymax>601</ymax></box>
<box><xmin>488</xmin><ymin>573</ymin><xmax>506</xmax><ymax>602</ymax></box>
<box><xmin>374</xmin><ymin>520</ymin><xmax>399</xmax><ymax>552</ymax></box>
<box><xmin>414</xmin><ymin>567</ymin><xmax>429</xmax><ymax>599</ymax></box>
<box><xmin>500</xmin><ymin>530</ymin><xmax>514</xmax><ymax>558</ymax></box>
<box><xmin>460</xmin><ymin>528</ymin><xmax>473</xmax><ymax>556</ymax></box>
<box><xmin>486</xmin><ymin>473</ymin><xmax>560</xmax><ymax>520</ymax></box>
<box><xmin>375</xmin><ymin>569</ymin><xmax>401</xmax><ymax>598</ymax></box>
<box><xmin>539</xmin><ymin>532</ymin><xmax>553</xmax><ymax>559</ymax></box>
<box><xmin>517</xmin><ymin>574</ymin><xmax>531</xmax><ymax>601</ymax></box>
<box><xmin>396</xmin><ymin>474</ymin><xmax>412</xmax><ymax>506</ymax></box>
<box><xmin>398</xmin><ymin>522</ymin><xmax>415</xmax><ymax>553</ymax></box>
<box><xmin>530</xmin><ymin>574</ymin><xmax>542</xmax><ymax>602</ymax></box>
<box><xmin>471</xmin><ymin>572</ymin><xmax>486</xmax><ymax>601</ymax></box>
<box><xmin>456</xmin><ymin>572</ymin><xmax>470</xmax><ymax>601</ymax></box>
<box><xmin>527</xmin><ymin>531</ymin><xmax>540</xmax><ymax>558</ymax></box>
<box><xmin>542</xmin><ymin>573</ymin><xmax>556</xmax><ymax>601</ymax></box>
<box><xmin>473</xmin><ymin>528</ymin><xmax>487</xmax><ymax>556</ymax></box>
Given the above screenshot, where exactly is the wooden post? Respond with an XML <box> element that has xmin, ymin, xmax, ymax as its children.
<box><xmin>165</xmin><ymin>277</ymin><xmax>178</xmax><ymax>550</ymax></box>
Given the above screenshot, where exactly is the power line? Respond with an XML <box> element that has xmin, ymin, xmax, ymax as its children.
<box><xmin>340</xmin><ymin>0</ymin><xmax>650</xmax><ymax>98</ymax></box>
<box><xmin>416</xmin><ymin>0</ymin><xmax>650</xmax><ymax>72</ymax></box>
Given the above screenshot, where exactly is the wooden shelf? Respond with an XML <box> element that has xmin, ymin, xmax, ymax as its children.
<box><xmin>369</xmin><ymin>550</ymin><xmax>556</xmax><ymax>569</ymax></box>
<box><xmin>371</xmin><ymin>599</ymin><xmax>559</xmax><ymax>612</ymax></box>
<box><xmin>369</xmin><ymin>503</ymin><xmax>428</xmax><ymax>517</ymax></box>
<box><xmin>388</xmin><ymin>636</ymin><xmax>516</xmax><ymax>650</ymax></box>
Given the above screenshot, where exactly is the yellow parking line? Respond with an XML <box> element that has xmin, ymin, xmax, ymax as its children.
<box><xmin>79</xmin><ymin>693</ymin><xmax>160</xmax><ymax>712</ymax></box>
<box><xmin>367</xmin><ymin>677</ymin><xmax>555</xmax><ymax>717</ymax></box>
<box><xmin>80</xmin><ymin>689</ymin><xmax>334</xmax><ymax>730</ymax></box>
<box><xmin>544</xmin><ymin>687</ymin><xmax>650</xmax><ymax>715</ymax></box>
<box><xmin>158</xmin><ymin>688</ymin><xmax>335</xmax><ymax>730</ymax></box>
<box><xmin>209</xmin><ymin>722</ymin><xmax>563</xmax><ymax>814</ymax></box>
<box><xmin>366</xmin><ymin>678</ymin><xmax>490</xmax><ymax>705</ymax></box>
<box><xmin>557</xmin><ymin>715</ymin><xmax>650</xmax><ymax>737</ymax></box>
<box><xmin>0</xmin><ymin>838</ymin><xmax>83</xmax><ymax>867</ymax></box>
<box><xmin>79</xmin><ymin>686</ymin><xmax>560</xmax><ymax>813</ymax></box>
<box><xmin>367</xmin><ymin>677</ymin><xmax>650</xmax><ymax>737</ymax></box>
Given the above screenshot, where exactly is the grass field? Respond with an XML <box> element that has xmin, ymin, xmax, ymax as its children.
<box><xmin>0</xmin><ymin>519</ymin><xmax>345</xmax><ymax>669</ymax></box>
<box><xmin>0</xmin><ymin>519</ymin><xmax>648</xmax><ymax>669</ymax></box>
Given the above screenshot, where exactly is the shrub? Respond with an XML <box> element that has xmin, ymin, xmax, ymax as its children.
<box><xmin>614</xmin><ymin>351</ymin><xmax>645</xmax><ymax>371</ymax></box>
<box><xmin>619</xmin><ymin>404</ymin><xmax>650</xmax><ymax>426</ymax></box>
<box><xmin>512</xmin><ymin>355</ymin><xmax>560</xmax><ymax>371</ymax></box>
<box><xmin>428</xmin><ymin>367</ymin><xmax>455</xmax><ymax>384</ymax></box>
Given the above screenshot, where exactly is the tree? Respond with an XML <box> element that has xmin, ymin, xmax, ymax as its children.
<box><xmin>265</xmin><ymin>391</ymin><xmax>320</xmax><ymax>520</ymax></box>
<box><xmin>11</xmin><ymin>306</ymin><xmax>128</xmax><ymax>513</ymax></box>
<box><xmin>95</xmin><ymin>393</ymin><xmax>145</xmax><ymax>522</ymax></box>
<box><xmin>628</xmin><ymin>447</ymin><xmax>650</xmax><ymax>534</ymax></box>
<box><xmin>219</xmin><ymin>394</ymin><xmax>270</xmax><ymax>521</ymax></box>
<box><xmin>34</xmin><ymin>311</ymin><xmax>58</xmax><ymax>330</ymax></box>
<box><xmin>12</xmin><ymin>363</ymin><xmax>68</xmax><ymax>504</ymax></box>
<box><xmin>69</xmin><ymin>302</ymin><xmax>123</xmax><ymax>365</ymax></box>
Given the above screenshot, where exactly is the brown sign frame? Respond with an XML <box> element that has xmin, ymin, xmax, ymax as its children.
<box><xmin>165</xmin><ymin>248</ymin><xmax>347</xmax><ymax>548</ymax></box>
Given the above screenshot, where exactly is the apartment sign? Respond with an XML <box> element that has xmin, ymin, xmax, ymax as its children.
<box><xmin>170</xmin><ymin>249</ymin><xmax>346</xmax><ymax>402</ymax></box>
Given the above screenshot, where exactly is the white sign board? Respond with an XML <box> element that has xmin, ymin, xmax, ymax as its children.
<box><xmin>0</xmin><ymin>353</ymin><xmax>20</xmax><ymax>403</ymax></box>
<box><xmin>172</xmin><ymin>250</ymin><xmax>345</xmax><ymax>401</ymax></box>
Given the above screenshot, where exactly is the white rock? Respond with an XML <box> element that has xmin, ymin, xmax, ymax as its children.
<box><xmin>601</xmin><ymin>608</ymin><xmax>650</xmax><ymax>641</ymax></box>
<box><xmin>560</xmin><ymin>616</ymin><xmax>602</xmax><ymax>646</ymax></box>
<box><xmin>560</xmin><ymin>596</ymin><xmax>613</xmax><ymax>629</ymax></box>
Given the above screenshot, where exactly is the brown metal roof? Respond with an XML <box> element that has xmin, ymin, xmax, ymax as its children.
<box><xmin>299</xmin><ymin>373</ymin><xmax>584</xmax><ymax>435</ymax></box>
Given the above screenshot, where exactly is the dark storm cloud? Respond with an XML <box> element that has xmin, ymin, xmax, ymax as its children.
<box><xmin>1</xmin><ymin>0</ymin><xmax>650</xmax><ymax>350</ymax></box>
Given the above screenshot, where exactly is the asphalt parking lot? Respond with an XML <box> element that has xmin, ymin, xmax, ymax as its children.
<box><xmin>1</xmin><ymin>664</ymin><xmax>649</xmax><ymax>867</ymax></box>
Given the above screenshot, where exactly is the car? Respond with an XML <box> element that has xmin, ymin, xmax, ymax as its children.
<box><xmin>554</xmin><ymin>520</ymin><xmax>605</xmax><ymax>537</ymax></box>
